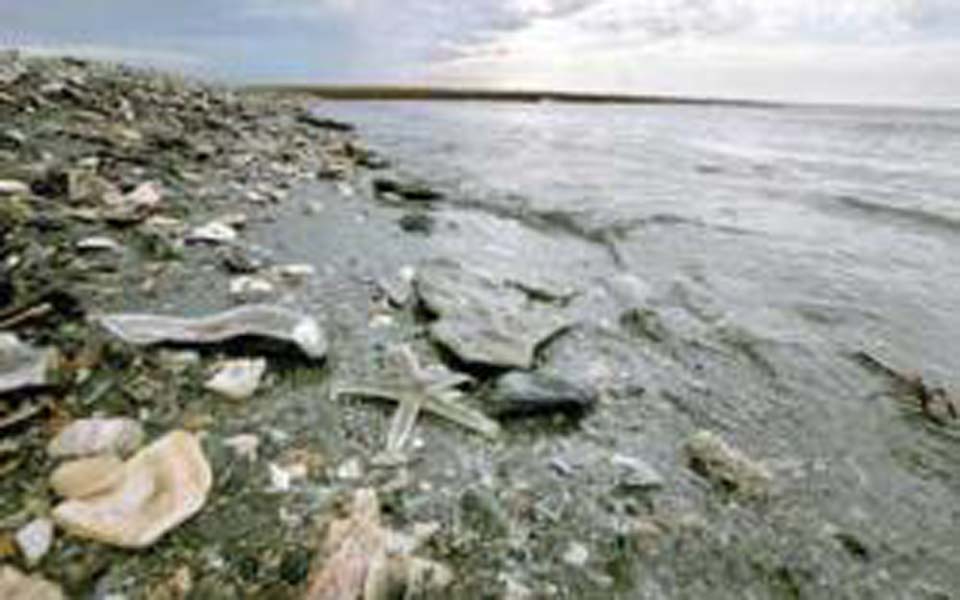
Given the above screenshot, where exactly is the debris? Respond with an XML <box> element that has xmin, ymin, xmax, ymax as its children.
<box><xmin>76</xmin><ymin>236</ymin><xmax>122</xmax><ymax>253</ymax></box>
<box><xmin>15</xmin><ymin>518</ymin><xmax>53</xmax><ymax>567</ymax></box>
<box><xmin>0</xmin><ymin>566</ymin><xmax>63</xmax><ymax>600</ymax></box>
<box><xmin>50</xmin><ymin>455</ymin><xmax>126</xmax><ymax>499</ymax></box>
<box><xmin>611</xmin><ymin>454</ymin><xmax>665</xmax><ymax>491</ymax></box>
<box><xmin>684</xmin><ymin>430</ymin><xmax>772</xmax><ymax>499</ymax></box>
<box><xmin>415</xmin><ymin>261</ymin><xmax>571</xmax><ymax>369</ymax></box>
<box><xmin>852</xmin><ymin>351</ymin><xmax>959</xmax><ymax>426</ymax></box>
<box><xmin>47</xmin><ymin>417</ymin><xmax>144</xmax><ymax>458</ymax></box>
<box><xmin>486</xmin><ymin>371</ymin><xmax>597</xmax><ymax>418</ymax></box>
<box><xmin>53</xmin><ymin>430</ymin><xmax>213</xmax><ymax>548</ymax></box>
<box><xmin>228</xmin><ymin>276</ymin><xmax>275</xmax><ymax>302</ymax></box>
<box><xmin>0</xmin><ymin>334</ymin><xmax>59</xmax><ymax>396</ymax></box>
<box><xmin>333</xmin><ymin>345</ymin><xmax>500</xmax><ymax>454</ymax></box>
<box><xmin>335</xmin><ymin>457</ymin><xmax>364</xmax><ymax>482</ymax></box>
<box><xmin>223</xmin><ymin>434</ymin><xmax>259</xmax><ymax>462</ymax></box>
<box><xmin>96</xmin><ymin>304</ymin><xmax>328</xmax><ymax>360</ymax></box>
<box><xmin>562</xmin><ymin>542</ymin><xmax>590</xmax><ymax>568</ymax></box>
<box><xmin>0</xmin><ymin>180</ymin><xmax>29</xmax><ymax>196</ymax></box>
<box><xmin>204</xmin><ymin>358</ymin><xmax>267</xmax><ymax>400</ymax></box>
<box><xmin>186</xmin><ymin>221</ymin><xmax>237</xmax><ymax>245</ymax></box>
<box><xmin>267</xmin><ymin>461</ymin><xmax>307</xmax><ymax>493</ymax></box>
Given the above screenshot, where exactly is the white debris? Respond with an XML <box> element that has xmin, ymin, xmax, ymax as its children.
<box><xmin>335</xmin><ymin>457</ymin><xmax>364</xmax><ymax>482</ymax></box>
<box><xmin>76</xmin><ymin>236</ymin><xmax>122</xmax><ymax>253</ymax></box>
<box><xmin>0</xmin><ymin>179</ymin><xmax>29</xmax><ymax>196</ymax></box>
<box><xmin>125</xmin><ymin>181</ymin><xmax>163</xmax><ymax>209</ymax></box>
<box><xmin>187</xmin><ymin>221</ymin><xmax>237</xmax><ymax>244</ymax></box>
<box><xmin>228</xmin><ymin>276</ymin><xmax>275</xmax><ymax>302</ymax></box>
<box><xmin>562</xmin><ymin>542</ymin><xmax>590</xmax><ymax>568</ymax></box>
<box><xmin>223</xmin><ymin>434</ymin><xmax>260</xmax><ymax>462</ymax></box>
<box><xmin>267</xmin><ymin>462</ymin><xmax>307</xmax><ymax>493</ymax></box>
<box><xmin>204</xmin><ymin>358</ymin><xmax>267</xmax><ymax>400</ymax></box>
<box><xmin>15</xmin><ymin>518</ymin><xmax>54</xmax><ymax>567</ymax></box>
<box><xmin>273</xmin><ymin>264</ymin><xmax>316</xmax><ymax>282</ymax></box>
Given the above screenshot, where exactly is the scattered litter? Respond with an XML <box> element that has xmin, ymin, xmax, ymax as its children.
<box><xmin>96</xmin><ymin>304</ymin><xmax>328</xmax><ymax>360</ymax></box>
<box><xmin>47</xmin><ymin>417</ymin><xmax>144</xmax><ymax>459</ymax></box>
<box><xmin>204</xmin><ymin>358</ymin><xmax>267</xmax><ymax>400</ymax></box>
<box><xmin>53</xmin><ymin>430</ymin><xmax>212</xmax><ymax>548</ymax></box>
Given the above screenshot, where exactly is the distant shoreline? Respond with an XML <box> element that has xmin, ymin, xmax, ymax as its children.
<box><xmin>245</xmin><ymin>84</ymin><xmax>785</xmax><ymax>108</ymax></box>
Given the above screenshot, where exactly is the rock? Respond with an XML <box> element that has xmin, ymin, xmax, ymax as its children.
<box><xmin>297</xmin><ymin>113</ymin><xmax>355</xmax><ymax>132</ymax></box>
<box><xmin>684</xmin><ymin>430</ymin><xmax>772</xmax><ymax>499</ymax></box>
<box><xmin>218</xmin><ymin>244</ymin><xmax>271</xmax><ymax>274</ymax></box>
<box><xmin>0</xmin><ymin>180</ymin><xmax>30</xmax><ymax>196</ymax></box>
<box><xmin>97</xmin><ymin>304</ymin><xmax>328</xmax><ymax>360</ymax></box>
<box><xmin>53</xmin><ymin>430</ymin><xmax>213</xmax><ymax>548</ymax></box>
<box><xmin>378</xmin><ymin>266</ymin><xmax>416</xmax><ymax>307</ymax></box>
<box><xmin>47</xmin><ymin>417</ymin><xmax>144</xmax><ymax>459</ymax></box>
<box><xmin>562</xmin><ymin>542</ymin><xmax>590</xmax><ymax>568</ymax></box>
<box><xmin>273</xmin><ymin>263</ymin><xmax>316</xmax><ymax>282</ymax></box>
<box><xmin>373</xmin><ymin>177</ymin><xmax>443</xmax><ymax>202</ymax></box>
<box><xmin>204</xmin><ymin>358</ymin><xmax>267</xmax><ymax>400</ymax></box>
<box><xmin>415</xmin><ymin>261</ymin><xmax>572</xmax><ymax>369</ymax></box>
<box><xmin>124</xmin><ymin>181</ymin><xmax>163</xmax><ymax>209</ymax></box>
<box><xmin>611</xmin><ymin>454</ymin><xmax>665</xmax><ymax>491</ymax></box>
<box><xmin>486</xmin><ymin>371</ymin><xmax>596</xmax><ymax>418</ymax></box>
<box><xmin>0</xmin><ymin>566</ymin><xmax>63</xmax><ymax>600</ymax></box>
<box><xmin>66</xmin><ymin>169</ymin><xmax>122</xmax><ymax>205</ymax></box>
<box><xmin>335</xmin><ymin>457</ymin><xmax>364</xmax><ymax>482</ymax></box>
<box><xmin>157</xmin><ymin>350</ymin><xmax>201</xmax><ymax>372</ymax></box>
<box><xmin>228</xmin><ymin>276</ymin><xmax>275</xmax><ymax>302</ymax></box>
<box><xmin>186</xmin><ymin>221</ymin><xmax>237</xmax><ymax>244</ymax></box>
<box><xmin>267</xmin><ymin>461</ymin><xmax>308</xmax><ymax>493</ymax></box>
<box><xmin>0</xmin><ymin>334</ymin><xmax>58</xmax><ymax>396</ymax></box>
<box><xmin>76</xmin><ymin>236</ymin><xmax>122</xmax><ymax>253</ymax></box>
<box><xmin>50</xmin><ymin>455</ymin><xmax>126</xmax><ymax>498</ymax></box>
<box><xmin>15</xmin><ymin>518</ymin><xmax>54</xmax><ymax>567</ymax></box>
<box><xmin>397</xmin><ymin>211</ymin><xmax>434</xmax><ymax>234</ymax></box>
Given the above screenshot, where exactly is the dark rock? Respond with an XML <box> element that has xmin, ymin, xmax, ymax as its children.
<box><xmin>486</xmin><ymin>371</ymin><xmax>597</xmax><ymax>418</ymax></box>
<box><xmin>373</xmin><ymin>176</ymin><xmax>443</xmax><ymax>202</ymax></box>
<box><xmin>297</xmin><ymin>112</ymin><xmax>355</xmax><ymax>132</ymax></box>
<box><xmin>398</xmin><ymin>211</ymin><xmax>434</xmax><ymax>234</ymax></box>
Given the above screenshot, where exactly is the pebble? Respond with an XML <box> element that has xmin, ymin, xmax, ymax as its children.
<box><xmin>228</xmin><ymin>276</ymin><xmax>275</xmax><ymax>302</ymax></box>
<box><xmin>204</xmin><ymin>358</ymin><xmax>267</xmax><ymax>400</ymax></box>
<box><xmin>0</xmin><ymin>566</ymin><xmax>63</xmax><ymax>600</ymax></box>
<box><xmin>187</xmin><ymin>221</ymin><xmax>237</xmax><ymax>244</ymax></box>
<box><xmin>611</xmin><ymin>454</ymin><xmax>665</xmax><ymax>491</ymax></box>
<box><xmin>273</xmin><ymin>263</ymin><xmax>316</xmax><ymax>281</ymax></box>
<box><xmin>487</xmin><ymin>371</ymin><xmax>597</xmax><ymax>418</ymax></box>
<box><xmin>48</xmin><ymin>417</ymin><xmax>144</xmax><ymax>458</ymax></box>
<box><xmin>76</xmin><ymin>236</ymin><xmax>122</xmax><ymax>252</ymax></box>
<box><xmin>223</xmin><ymin>434</ymin><xmax>260</xmax><ymax>462</ymax></box>
<box><xmin>0</xmin><ymin>179</ymin><xmax>29</xmax><ymax>196</ymax></box>
<box><xmin>50</xmin><ymin>455</ymin><xmax>126</xmax><ymax>499</ymax></box>
<box><xmin>335</xmin><ymin>457</ymin><xmax>364</xmax><ymax>481</ymax></box>
<box><xmin>562</xmin><ymin>542</ymin><xmax>590</xmax><ymax>568</ymax></box>
<box><xmin>685</xmin><ymin>430</ymin><xmax>772</xmax><ymax>499</ymax></box>
<box><xmin>15</xmin><ymin>518</ymin><xmax>54</xmax><ymax>567</ymax></box>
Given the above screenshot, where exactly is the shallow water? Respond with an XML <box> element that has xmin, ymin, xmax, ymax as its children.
<box><xmin>272</xmin><ymin>101</ymin><xmax>960</xmax><ymax>597</ymax></box>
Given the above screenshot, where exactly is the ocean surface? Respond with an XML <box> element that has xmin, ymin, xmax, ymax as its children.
<box><xmin>298</xmin><ymin>100</ymin><xmax>960</xmax><ymax>595</ymax></box>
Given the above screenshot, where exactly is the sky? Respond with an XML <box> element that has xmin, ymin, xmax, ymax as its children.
<box><xmin>2</xmin><ymin>0</ymin><xmax>959</xmax><ymax>107</ymax></box>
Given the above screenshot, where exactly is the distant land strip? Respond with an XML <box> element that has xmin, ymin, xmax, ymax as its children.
<box><xmin>244</xmin><ymin>85</ymin><xmax>785</xmax><ymax>108</ymax></box>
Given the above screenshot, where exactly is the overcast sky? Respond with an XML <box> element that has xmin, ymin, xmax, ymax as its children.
<box><xmin>2</xmin><ymin>0</ymin><xmax>959</xmax><ymax>107</ymax></box>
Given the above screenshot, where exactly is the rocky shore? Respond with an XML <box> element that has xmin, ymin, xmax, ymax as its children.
<box><xmin>2</xmin><ymin>50</ymin><xmax>958</xmax><ymax>599</ymax></box>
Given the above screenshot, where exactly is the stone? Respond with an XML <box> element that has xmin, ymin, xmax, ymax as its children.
<box><xmin>397</xmin><ymin>211</ymin><xmax>434</xmax><ymax>234</ymax></box>
<box><xmin>204</xmin><ymin>358</ymin><xmax>267</xmax><ymax>400</ymax></box>
<box><xmin>124</xmin><ymin>181</ymin><xmax>163</xmax><ymax>209</ymax></box>
<box><xmin>684</xmin><ymin>430</ymin><xmax>772</xmax><ymax>499</ymax></box>
<box><xmin>50</xmin><ymin>455</ymin><xmax>126</xmax><ymax>499</ymax></box>
<box><xmin>0</xmin><ymin>566</ymin><xmax>63</xmax><ymax>600</ymax></box>
<box><xmin>0</xmin><ymin>179</ymin><xmax>30</xmax><ymax>196</ymax></box>
<box><xmin>223</xmin><ymin>434</ymin><xmax>259</xmax><ymax>462</ymax></box>
<box><xmin>373</xmin><ymin>177</ymin><xmax>442</xmax><ymax>202</ymax></box>
<box><xmin>273</xmin><ymin>263</ymin><xmax>316</xmax><ymax>281</ymax></box>
<box><xmin>97</xmin><ymin>304</ymin><xmax>328</xmax><ymax>360</ymax></box>
<box><xmin>228</xmin><ymin>276</ymin><xmax>275</xmax><ymax>302</ymax></box>
<box><xmin>415</xmin><ymin>261</ymin><xmax>571</xmax><ymax>369</ymax></box>
<box><xmin>15</xmin><ymin>518</ymin><xmax>54</xmax><ymax>567</ymax></box>
<box><xmin>562</xmin><ymin>542</ymin><xmax>590</xmax><ymax>568</ymax></box>
<box><xmin>0</xmin><ymin>334</ymin><xmax>58</xmax><ymax>396</ymax></box>
<box><xmin>52</xmin><ymin>430</ymin><xmax>213</xmax><ymax>548</ymax></box>
<box><xmin>186</xmin><ymin>221</ymin><xmax>237</xmax><ymax>244</ymax></box>
<box><xmin>48</xmin><ymin>418</ymin><xmax>144</xmax><ymax>459</ymax></box>
<box><xmin>66</xmin><ymin>169</ymin><xmax>122</xmax><ymax>205</ymax></box>
<box><xmin>611</xmin><ymin>454</ymin><xmax>665</xmax><ymax>491</ymax></box>
<box><xmin>76</xmin><ymin>236</ymin><xmax>122</xmax><ymax>253</ymax></box>
<box><xmin>486</xmin><ymin>371</ymin><xmax>596</xmax><ymax>418</ymax></box>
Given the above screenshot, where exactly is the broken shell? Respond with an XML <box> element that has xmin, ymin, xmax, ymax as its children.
<box><xmin>186</xmin><ymin>221</ymin><xmax>237</xmax><ymax>244</ymax></box>
<box><xmin>96</xmin><ymin>304</ymin><xmax>328</xmax><ymax>360</ymax></box>
<box><xmin>204</xmin><ymin>358</ymin><xmax>267</xmax><ymax>400</ymax></box>
<box><xmin>52</xmin><ymin>430</ymin><xmax>213</xmax><ymax>548</ymax></box>
<box><xmin>47</xmin><ymin>417</ymin><xmax>144</xmax><ymax>458</ymax></box>
<box><xmin>15</xmin><ymin>518</ymin><xmax>54</xmax><ymax>567</ymax></box>
<box><xmin>50</xmin><ymin>455</ymin><xmax>126</xmax><ymax>499</ymax></box>
<box><xmin>0</xmin><ymin>334</ymin><xmax>58</xmax><ymax>396</ymax></box>
<box><xmin>0</xmin><ymin>566</ymin><xmax>63</xmax><ymax>600</ymax></box>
